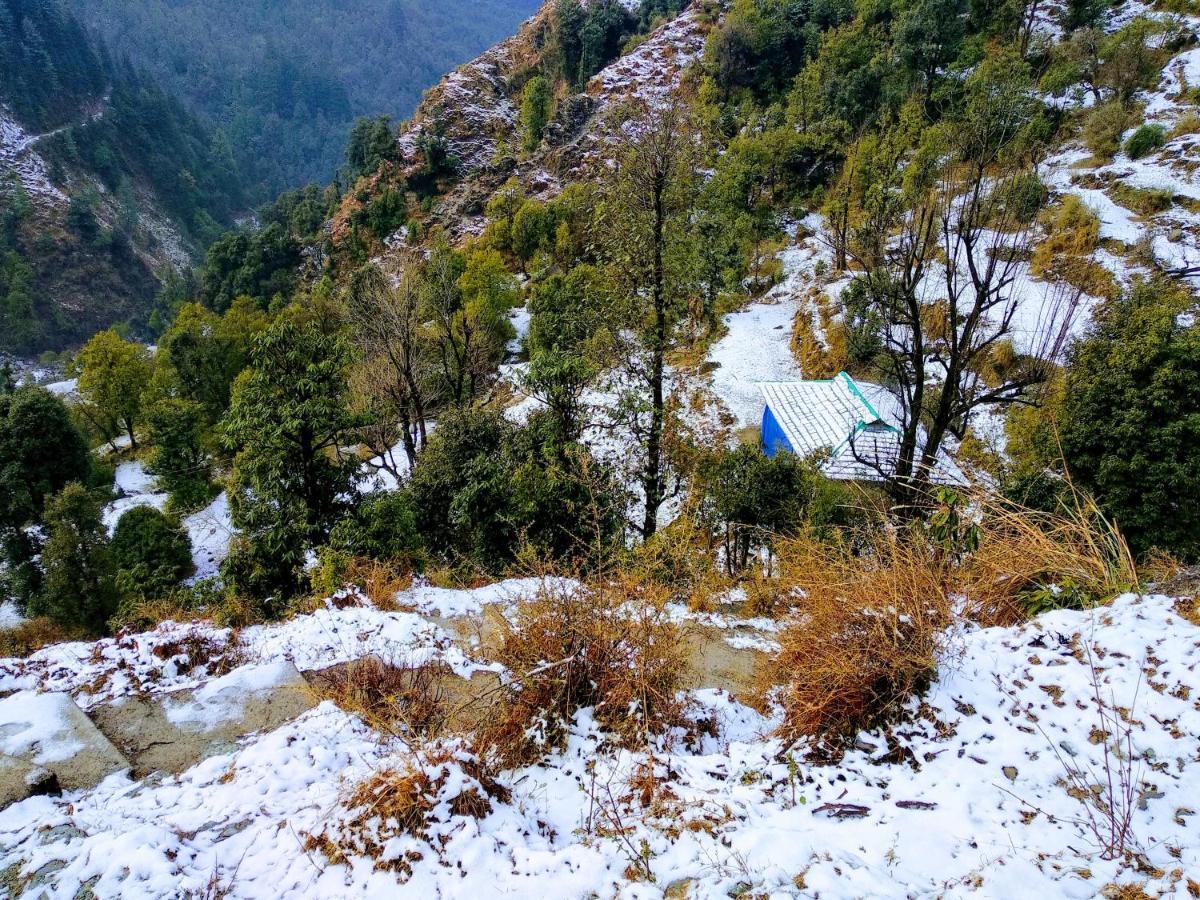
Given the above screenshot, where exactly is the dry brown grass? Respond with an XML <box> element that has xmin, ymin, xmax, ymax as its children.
<box><xmin>626</xmin><ymin>510</ymin><xmax>728</xmax><ymax>611</ymax></box>
<box><xmin>477</xmin><ymin>578</ymin><xmax>689</xmax><ymax>766</ymax></box>
<box><xmin>0</xmin><ymin>617</ymin><xmax>74</xmax><ymax>658</ymax></box>
<box><xmin>760</xmin><ymin>531</ymin><xmax>954</xmax><ymax>755</ymax></box>
<box><xmin>306</xmin><ymin>556</ymin><xmax>415</xmax><ymax>611</ymax></box>
<box><xmin>310</xmin><ymin>655</ymin><xmax>449</xmax><ymax>737</ymax></box>
<box><xmin>305</xmin><ymin>742</ymin><xmax>510</xmax><ymax>877</ymax></box>
<box><xmin>958</xmin><ymin>492</ymin><xmax>1137</xmax><ymax>627</ymax></box>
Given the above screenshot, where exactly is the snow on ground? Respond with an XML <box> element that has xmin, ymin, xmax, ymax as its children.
<box><xmin>1</xmin><ymin>592</ymin><xmax>1197</xmax><ymax>897</ymax></box>
<box><xmin>706</xmin><ymin>217</ymin><xmax>827</xmax><ymax>429</ymax></box>
<box><xmin>101</xmin><ymin>462</ymin><xmax>169</xmax><ymax>532</ymax></box>
<box><xmin>406</xmin><ymin>575</ymin><xmax>565</xmax><ymax>619</ymax></box>
<box><xmin>183</xmin><ymin>492</ymin><xmax>233</xmax><ymax>582</ymax></box>
<box><xmin>0</xmin><ymin>580</ymin><xmax>554</xmax><ymax>707</ymax></box>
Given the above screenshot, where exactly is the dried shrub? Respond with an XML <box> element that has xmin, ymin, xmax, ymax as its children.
<box><xmin>308</xmin><ymin>553</ymin><xmax>414</xmax><ymax>610</ymax></box>
<box><xmin>626</xmin><ymin>509</ymin><xmax>727</xmax><ymax>610</ymax></box>
<box><xmin>312</xmin><ymin>655</ymin><xmax>447</xmax><ymax>737</ymax></box>
<box><xmin>305</xmin><ymin>742</ymin><xmax>510</xmax><ymax>878</ymax></box>
<box><xmin>761</xmin><ymin>532</ymin><xmax>954</xmax><ymax>755</ymax></box>
<box><xmin>149</xmin><ymin>628</ymin><xmax>245</xmax><ymax>678</ymax></box>
<box><xmin>0</xmin><ymin>618</ymin><xmax>73</xmax><ymax>658</ymax></box>
<box><xmin>479</xmin><ymin>579</ymin><xmax>689</xmax><ymax>766</ymax></box>
<box><xmin>958</xmin><ymin>492</ymin><xmax>1137</xmax><ymax>626</ymax></box>
<box><xmin>1031</xmin><ymin>196</ymin><xmax>1119</xmax><ymax>300</ymax></box>
<box><xmin>1082</xmin><ymin>102</ymin><xmax>1138</xmax><ymax>158</ymax></box>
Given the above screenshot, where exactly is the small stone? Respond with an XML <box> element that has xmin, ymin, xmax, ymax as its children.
<box><xmin>1002</xmin><ymin>766</ymin><xmax>1018</xmax><ymax>782</ymax></box>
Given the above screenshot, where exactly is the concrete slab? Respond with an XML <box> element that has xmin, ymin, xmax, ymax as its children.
<box><xmin>0</xmin><ymin>691</ymin><xmax>128</xmax><ymax>807</ymax></box>
<box><xmin>89</xmin><ymin>660</ymin><xmax>316</xmax><ymax>776</ymax></box>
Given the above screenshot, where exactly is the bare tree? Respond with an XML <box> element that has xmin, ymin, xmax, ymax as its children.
<box><xmin>839</xmin><ymin>57</ymin><xmax>1076</xmax><ymax>509</ymax></box>
<box><xmin>346</xmin><ymin>260</ymin><xmax>436</xmax><ymax>473</ymax></box>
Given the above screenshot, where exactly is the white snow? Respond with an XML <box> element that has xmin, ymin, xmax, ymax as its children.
<box><xmin>1</xmin><ymin>593</ymin><xmax>1197</xmax><ymax>897</ymax></box>
<box><xmin>0</xmin><ymin>692</ymin><xmax>85</xmax><ymax>765</ymax></box>
<box><xmin>182</xmin><ymin>491</ymin><xmax>234</xmax><ymax>582</ymax></box>
<box><xmin>706</xmin><ymin>217</ymin><xmax>830</xmax><ymax>428</ymax></box>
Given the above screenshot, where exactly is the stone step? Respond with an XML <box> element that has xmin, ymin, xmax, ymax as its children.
<box><xmin>88</xmin><ymin>660</ymin><xmax>316</xmax><ymax>778</ymax></box>
<box><xmin>0</xmin><ymin>691</ymin><xmax>130</xmax><ymax>808</ymax></box>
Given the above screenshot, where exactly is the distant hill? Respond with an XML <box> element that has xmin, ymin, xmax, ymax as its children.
<box><xmin>67</xmin><ymin>0</ymin><xmax>543</xmax><ymax>202</ymax></box>
<box><xmin>1</xmin><ymin>0</ymin><xmax>246</xmax><ymax>354</ymax></box>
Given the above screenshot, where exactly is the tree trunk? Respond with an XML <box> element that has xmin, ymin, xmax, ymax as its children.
<box><xmin>641</xmin><ymin>186</ymin><xmax>667</xmax><ymax>539</ymax></box>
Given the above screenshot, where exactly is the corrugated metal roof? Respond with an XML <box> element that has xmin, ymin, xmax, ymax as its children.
<box><xmin>758</xmin><ymin>374</ymin><xmax>965</xmax><ymax>485</ymax></box>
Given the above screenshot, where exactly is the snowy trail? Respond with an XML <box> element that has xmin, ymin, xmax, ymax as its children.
<box><xmin>706</xmin><ymin>217</ymin><xmax>831</xmax><ymax>429</ymax></box>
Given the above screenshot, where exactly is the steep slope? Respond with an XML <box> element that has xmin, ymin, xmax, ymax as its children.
<box><xmin>396</xmin><ymin>1</ymin><xmax>708</xmax><ymax>237</ymax></box>
<box><xmin>0</xmin><ymin>0</ymin><xmax>245</xmax><ymax>355</ymax></box>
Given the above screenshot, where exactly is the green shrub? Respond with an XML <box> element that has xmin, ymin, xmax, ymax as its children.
<box><xmin>329</xmin><ymin>490</ymin><xmax>425</xmax><ymax>569</ymax></box>
<box><xmin>110</xmin><ymin>506</ymin><xmax>195</xmax><ymax>604</ymax></box>
<box><xmin>26</xmin><ymin>484</ymin><xmax>119</xmax><ymax>635</ymax></box>
<box><xmin>1081</xmin><ymin>102</ymin><xmax>1136</xmax><ymax>158</ymax></box>
<box><xmin>1060</xmin><ymin>280</ymin><xmax>1200</xmax><ymax>560</ymax></box>
<box><xmin>1124</xmin><ymin>124</ymin><xmax>1166</xmax><ymax>159</ymax></box>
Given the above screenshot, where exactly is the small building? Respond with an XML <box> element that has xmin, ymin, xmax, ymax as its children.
<box><xmin>759</xmin><ymin>373</ymin><xmax>964</xmax><ymax>484</ymax></box>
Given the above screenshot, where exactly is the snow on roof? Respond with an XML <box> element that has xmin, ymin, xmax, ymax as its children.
<box><xmin>759</xmin><ymin>373</ymin><xmax>965</xmax><ymax>484</ymax></box>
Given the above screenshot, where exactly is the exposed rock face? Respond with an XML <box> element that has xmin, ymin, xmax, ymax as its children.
<box><xmin>375</xmin><ymin>2</ymin><xmax>711</xmax><ymax>246</ymax></box>
<box><xmin>88</xmin><ymin>661</ymin><xmax>316</xmax><ymax>777</ymax></box>
<box><xmin>0</xmin><ymin>692</ymin><xmax>129</xmax><ymax>807</ymax></box>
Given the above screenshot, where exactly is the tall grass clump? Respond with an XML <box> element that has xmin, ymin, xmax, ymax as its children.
<box><xmin>958</xmin><ymin>491</ymin><xmax>1137</xmax><ymax>626</ymax></box>
<box><xmin>761</xmin><ymin>531</ymin><xmax>955</xmax><ymax>756</ymax></box>
<box><xmin>478</xmin><ymin>578</ymin><xmax>688</xmax><ymax>766</ymax></box>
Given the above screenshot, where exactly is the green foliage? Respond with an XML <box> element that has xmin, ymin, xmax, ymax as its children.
<box><xmin>345</xmin><ymin>116</ymin><xmax>402</xmax><ymax>182</ymax></box>
<box><xmin>65</xmin><ymin>0</ymin><xmax>539</xmax><ymax>200</ymax></box>
<box><xmin>0</xmin><ymin>387</ymin><xmax>93</xmax><ymax>604</ymax></box>
<box><xmin>76</xmin><ymin>329</ymin><xmax>153</xmax><ymax>448</ymax></box>
<box><xmin>704</xmin><ymin>444</ymin><xmax>821</xmax><ymax>573</ymax></box>
<box><xmin>1124</xmin><ymin>123</ymin><xmax>1166</xmax><ymax>159</ymax></box>
<box><xmin>1081</xmin><ymin>101</ymin><xmax>1136</xmax><ymax>157</ymax></box>
<box><xmin>27</xmin><ymin>484</ymin><xmax>119</xmax><ymax>635</ymax></box>
<box><xmin>1060</xmin><ymin>281</ymin><xmax>1200</xmax><ymax>560</ymax></box>
<box><xmin>221</xmin><ymin>313</ymin><xmax>362</xmax><ymax>601</ymax></box>
<box><xmin>408</xmin><ymin>406</ymin><xmax>623</xmax><ymax>572</ymax></box>
<box><xmin>146</xmin><ymin>398</ymin><xmax>215</xmax><ymax>513</ymax></box>
<box><xmin>159</xmin><ymin>299</ymin><xmax>269</xmax><ymax>423</ymax></box>
<box><xmin>199</xmin><ymin>223</ymin><xmax>302</xmax><ymax>312</ymax></box>
<box><xmin>520</xmin><ymin>76</ymin><xmax>553</xmax><ymax>152</ymax></box>
<box><xmin>329</xmin><ymin>490</ymin><xmax>425</xmax><ymax>568</ymax></box>
<box><xmin>110</xmin><ymin>505</ymin><xmax>194</xmax><ymax>604</ymax></box>
<box><xmin>1062</xmin><ymin>0</ymin><xmax>1106</xmax><ymax>31</ymax></box>
<box><xmin>707</xmin><ymin>0</ymin><xmax>853</xmax><ymax>100</ymax></box>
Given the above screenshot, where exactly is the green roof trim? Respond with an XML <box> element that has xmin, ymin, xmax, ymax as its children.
<box><xmin>837</xmin><ymin>371</ymin><xmax>887</xmax><ymax>425</ymax></box>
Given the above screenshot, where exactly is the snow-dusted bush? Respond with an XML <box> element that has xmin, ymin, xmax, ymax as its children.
<box><xmin>479</xmin><ymin>579</ymin><xmax>688</xmax><ymax>765</ymax></box>
<box><xmin>762</xmin><ymin>532</ymin><xmax>954</xmax><ymax>756</ymax></box>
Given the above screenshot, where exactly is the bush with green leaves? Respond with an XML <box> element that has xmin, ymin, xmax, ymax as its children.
<box><xmin>1060</xmin><ymin>280</ymin><xmax>1200</xmax><ymax>560</ymax></box>
<box><xmin>110</xmin><ymin>506</ymin><xmax>195</xmax><ymax>605</ymax></box>
<box><xmin>0</xmin><ymin>387</ymin><xmax>93</xmax><ymax>604</ymax></box>
<box><xmin>26</xmin><ymin>484</ymin><xmax>119</xmax><ymax>635</ymax></box>
<box><xmin>329</xmin><ymin>490</ymin><xmax>425</xmax><ymax>569</ymax></box>
<box><xmin>1124</xmin><ymin>124</ymin><xmax>1166</xmax><ymax>159</ymax></box>
<box><xmin>220</xmin><ymin>313</ymin><xmax>363</xmax><ymax>603</ymax></box>
<box><xmin>146</xmin><ymin>398</ymin><xmax>216</xmax><ymax>513</ymax></box>
<box><xmin>704</xmin><ymin>443</ymin><xmax>822</xmax><ymax>574</ymax></box>
<box><xmin>408</xmin><ymin>406</ymin><xmax>624</xmax><ymax>572</ymax></box>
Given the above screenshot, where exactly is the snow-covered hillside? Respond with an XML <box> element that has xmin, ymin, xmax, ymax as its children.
<box><xmin>1</xmin><ymin>585</ymin><xmax>1197</xmax><ymax>897</ymax></box>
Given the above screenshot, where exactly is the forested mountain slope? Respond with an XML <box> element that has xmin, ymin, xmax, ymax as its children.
<box><xmin>67</xmin><ymin>0</ymin><xmax>542</xmax><ymax>200</ymax></box>
<box><xmin>1</xmin><ymin>0</ymin><xmax>246</xmax><ymax>354</ymax></box>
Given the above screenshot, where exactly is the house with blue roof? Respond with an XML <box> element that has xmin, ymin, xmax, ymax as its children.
<box><xmin>759</xmin><ymin>372</ymin><xmax>965</xmax><ymax>484</ymax></box>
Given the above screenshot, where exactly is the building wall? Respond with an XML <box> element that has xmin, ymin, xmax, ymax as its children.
<box><xmin>761</xmin><ymin>405</ymin><xmax>794</xmax><ymax>458</ymax></box>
